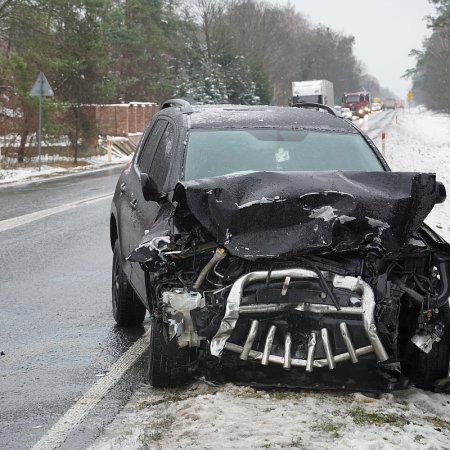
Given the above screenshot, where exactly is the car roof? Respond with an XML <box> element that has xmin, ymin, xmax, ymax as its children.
<box><xmin>189</xmin><ymin>105</ymin><xmax>356</xmax><ymax>133</ymax></box>
<box><xmin>172</xmin><ymin>104</ymin><xmax>358</xmax><ymax>134</ymax></box>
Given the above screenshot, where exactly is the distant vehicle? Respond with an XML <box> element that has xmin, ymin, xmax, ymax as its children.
<box><xmin>343</xmin><ymin>91</ymin><xmax>371</xmax><ymax>118</ymax></box>
<box><xmin>332</xmin><ymin>105</ymin><xmax>343</xmax><ymax>116</ymax></box>
<box><xmin>292</xmin><ymin>80</ymin><xmax>334</xmax><ymax>106</ymax></box>
<box><xmin>341</xmin><ymin>107</ymin><xmax>353</xmax><ymax>119</ymax></box>
<box><xmin>371</xmin><ymin>97</ymin><xmax>382</xmax><ymax>112</ymax></box>
<box><xmin>385</xmin><ymin>98</ymin><xmax>396</xmax><ymax>110</ymax></box>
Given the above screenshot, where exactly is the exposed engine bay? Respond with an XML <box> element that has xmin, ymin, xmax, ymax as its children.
<box><xmin>129</xmin><ymin>171</ymin><xmax>450</xmax><ymax>389</ymax></box>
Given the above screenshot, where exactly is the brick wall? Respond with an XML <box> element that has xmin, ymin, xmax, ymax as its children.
<box><xmin>89</xmin><ymin>103</ymin><xmax>158</xmax><ymax>137</ymax></box>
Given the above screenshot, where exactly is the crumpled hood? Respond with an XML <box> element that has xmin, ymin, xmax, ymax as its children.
<box><xmin>173</xmin><ymin>171</ymin><xmax>443</xmax><ymax>260</ymax></box>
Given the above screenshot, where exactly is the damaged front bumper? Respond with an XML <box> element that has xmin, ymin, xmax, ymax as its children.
<box><xmin>165</xmin><ymin>268</ymin><xmax>390</xmax><ymax>373</ymax></box>
<box><xmin>211</xmin><ymin>269</ymin><xmax>389</xmax><ymax>370</ymax></box>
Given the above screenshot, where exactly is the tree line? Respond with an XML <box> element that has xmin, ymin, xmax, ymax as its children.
<box><xmin>405</xmin><ymin>0</ymin><xmax>450</xmax><ymax>111</ymax></box>
<box><xmin>0</xmin><ymin>0</ymin><xmax>391</xmax><ymax>161</ymax></box>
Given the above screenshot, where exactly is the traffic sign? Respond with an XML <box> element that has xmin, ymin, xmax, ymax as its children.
<box><xmin>407</xmin><ymin>90</ymin><xmax>413</xmax><ymax>103</ymax></box>
<box><xmin>29</xmin><ymin>72</ymin><xmax>54</xmax><ymax>97</ymax></box>
<box><xmin>29</xmin><ymin>72</ymin><xmax>54</xmax><ymax>171</ymax></box>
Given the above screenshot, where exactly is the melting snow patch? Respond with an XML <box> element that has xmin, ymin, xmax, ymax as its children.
<box><xmin>366</xmin><ymin>217</ymin><xmax>390</xmax><ymax>229</ymax></box>
<box><xmin>309</xmin><ymin>205</ymin><xmax>337</xmax><ymax>221</ymax></box>
<box><xmin>235</xmin><ymin>196</ymin><xmax>286</xmax><ymax>208</ymax></box>
<box><xmin>90</xmin><ymin>383</ymin><xmax>450</xmax><ymax>450</ymax></box>
<box><xmin>338</xmin><ymin>215</ymin><xmax>356</xmax><ymax>224</ymax></box>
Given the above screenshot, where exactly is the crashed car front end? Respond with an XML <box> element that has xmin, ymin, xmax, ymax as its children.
<box><xmin>130</xmin><ymin>171</ymin><xmax>450</xmax><ymax>389</ymax></box>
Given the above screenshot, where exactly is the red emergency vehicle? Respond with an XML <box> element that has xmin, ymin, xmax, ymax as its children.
<box><xmin>343</xmin><ymin>92</ymin><xmax>371</xmax><ymax>118</ymax></box>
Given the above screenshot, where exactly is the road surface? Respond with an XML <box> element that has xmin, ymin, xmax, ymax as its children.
<box><xmin>0</xmin><ymin>166</ymin><xmax>150</xmax><ymax>450</ymax></box>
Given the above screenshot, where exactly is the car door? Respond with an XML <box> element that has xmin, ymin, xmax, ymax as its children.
<box><xmin>117</xmin><ymin>119</ymin><xmax>167</xmax><ymax>284</ymax></box>
<box><xmin>129</xmin><ymin>118</ymin><xmax>177</xmax><ymax>302</ymax></box>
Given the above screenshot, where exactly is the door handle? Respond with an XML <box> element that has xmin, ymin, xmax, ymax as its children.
<box><xmin>120</xmin><ymin>182</ymin><xmax>126</xmax><ymax>193</ymax></box>
<box><xmin>130</xmin><ymin>198</ymin><xmax>137</xmax><ymax>209</ymax></box>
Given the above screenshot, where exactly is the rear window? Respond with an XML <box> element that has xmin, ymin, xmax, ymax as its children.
<box><xmin>184</xmin><ymin>129</ymin><xmax>384</xmax><ymax>180</ymax></box>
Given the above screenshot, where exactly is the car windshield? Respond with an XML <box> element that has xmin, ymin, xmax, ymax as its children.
<box><xmin>184</xmin><ymin>129</ymin><xmax>384</xmax><ymax>180</ymax></box>
<box><xmin>345</xmin><ymin>95</ymin><xmax>361</xmax><ymax>102</ymax></box>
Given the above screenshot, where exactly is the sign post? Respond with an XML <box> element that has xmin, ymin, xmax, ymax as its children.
<box><xmin>407</xmin><ymin>90</ymin><xmax>413</xmax><ymax>111</ymax></box>
<box><xmin>106</xmin><ymin>136</ymin><xmax>112</xmax><ymax>162</ymax></box>
<box><xmin>29</xmin><ymin>72</ymin><xmax>54</xmax><ymax>170</ymax></box>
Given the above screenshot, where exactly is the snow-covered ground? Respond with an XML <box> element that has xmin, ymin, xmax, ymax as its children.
<box><xmin>0</xmin><ymin>153</ymin><xmax>130</xmax><ymax>184</ymax></box>
<box><xmin>375</xmin><ymin>107</ymin><xmax>450</xmax><ymax>242</ymax></box>
<box><xmin>0</xmin><ymin>134</ymin><xmax>137</xmax><ymax>184</ymax></box>
<box><xmin>90</xmin><ymin>381</ymin><xmax>450</xmax><ymax>450</ymax></box>
<box><xmin>89</xmin><ymin>107</ymin><xmax>450</xmax><ymax>450</ymax></box>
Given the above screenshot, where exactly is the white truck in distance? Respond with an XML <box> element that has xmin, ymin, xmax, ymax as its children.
<box><xmin>292</xmin><ymin>80</ymin><xmax>334</xmax><ymax>106</ymax></box>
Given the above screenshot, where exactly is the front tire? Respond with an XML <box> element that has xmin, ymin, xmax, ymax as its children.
<box><xmin>112</xmin><ymin>240</ymin><xmax>146</xmax><ymax>326</ymax></box>
<box><xmin>148</xmin><ymin>318</ymin><xmax>189</xmax><ymax>388</ymax></box>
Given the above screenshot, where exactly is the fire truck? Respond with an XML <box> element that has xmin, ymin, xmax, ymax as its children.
<box><xmin>343</xmin><ymin>92</ymin><xmax>371</xmax><ymax>118</ymax></box>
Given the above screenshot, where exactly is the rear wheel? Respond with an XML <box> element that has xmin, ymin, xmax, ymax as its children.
<box><xmin>402</xmin><ymin>305</ymin><xmax>450</xmax><ymax>390</ymax></box>
<box><xmin>148</xmin><ymin>318</ymin><xmax>189</xmax><ymax>387</ymax></box>
<box><xmin>112</xmin><ymin>240</ymin><xmax>146</xmax><ymax>326</ymax></box>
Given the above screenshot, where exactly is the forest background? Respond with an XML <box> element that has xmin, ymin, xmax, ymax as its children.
<box><xmin>0</xmin><ymin>0</ymin><xmax>448</xmax><ymax>162</ymax></box>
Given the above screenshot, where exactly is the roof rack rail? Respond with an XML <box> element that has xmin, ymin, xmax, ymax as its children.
<box><xmin>161</xmin><ymin>98</ymin><xmax>193</xmax><ymax>113</ymax></box>
<box><xmin>292</xmin><ymin>102</ymin><xmax>337</xmax><ymax>117</ymax></box>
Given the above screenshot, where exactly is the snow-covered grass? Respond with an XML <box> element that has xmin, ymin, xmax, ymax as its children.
<box><xmin>90</xmin><ymin>382</ymin><xmax>450</xmax><ymax>450</ymax></box>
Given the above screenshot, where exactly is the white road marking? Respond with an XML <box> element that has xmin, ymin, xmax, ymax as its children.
<box><xmin>31</xmin><ymin>333</ymin><xmax>149</xmax><ymax>450</ymax></box>
<box><xmin>0</xmin><ymin>192</ymin><xmax>113</xmax><ymax>233</ymax></box>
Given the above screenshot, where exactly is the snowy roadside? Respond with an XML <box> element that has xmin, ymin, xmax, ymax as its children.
<box><xmin>0</xmin><ymin>134</ymin><xmax>139</xmax><ymax>185</ymax></box>
<box><xmin>0</xmin><ymin>154</ymin><xmax>130</xmax><ymax>185</ymax></box>
<box><xmin>89</xmin><ymin>108</ymin><xmax>450</xmax><ymax>450</ymax></box>
<box><xmin>90</xmin><ymin>381</ymin><xmax>450</xmax><ymax>450</ymax></box>
<box><xmin>373</xmin><ymin>107</ymin><xmax>450</xmax><ymax>242</ymax></box>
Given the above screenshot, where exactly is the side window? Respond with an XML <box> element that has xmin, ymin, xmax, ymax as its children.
<box><xmin>148</xmin><ymin>122</ymin><xmax>175</xmax><ymax>191</ymax></box>
<box><xmin>137</xmin><ymin>119</ymin><xmax>167</xmax><ymax>173</ymax></box>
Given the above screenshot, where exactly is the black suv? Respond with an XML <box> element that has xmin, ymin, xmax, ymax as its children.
<box><xmin>110</xmin><ymin>100</ymin><xmax>449</xmax><ymax>389</ymax></box>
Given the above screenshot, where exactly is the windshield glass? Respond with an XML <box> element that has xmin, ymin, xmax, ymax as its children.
<box><xmin>184</xmin><ymin>129</ymin><xmax>384</xmax><ymax>180</ymax></box>
<box><xmin>345</xmin><ymin>95</ymin><xmax>361</xmax><ymax>103</ymax></box>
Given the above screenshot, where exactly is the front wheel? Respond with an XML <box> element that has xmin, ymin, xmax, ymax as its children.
<box><xmin>148</xmin><ymin>318</ymin><xmax>189</xmax><ymax>387</ymax></box>
<box><xmin>112</xmin><ymin>240</ymin><xmax>146</xmax><ymax>326</ymax></box>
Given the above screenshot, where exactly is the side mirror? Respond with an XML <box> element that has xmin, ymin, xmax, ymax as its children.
<box><xmin>436</xmin><ymin>181</ymin><xmax>446</xmax><ymax>204</ymax></box>
<box><xmin>140</xmin><ymin>173</ymin><xmax>167</xmax><ymax>202</ymax></box>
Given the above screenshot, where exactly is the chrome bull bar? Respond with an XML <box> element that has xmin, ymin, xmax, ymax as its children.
<box><xmin>210</xmin><ymin>269</ymin><xmax>389</xmax><ymax>368</ymax></box>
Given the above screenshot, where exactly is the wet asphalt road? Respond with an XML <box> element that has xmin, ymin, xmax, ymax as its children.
<box><xmin>0</xmin><ymin>167</ymin><xmax>150</xmax><ymax>450</ymax></box>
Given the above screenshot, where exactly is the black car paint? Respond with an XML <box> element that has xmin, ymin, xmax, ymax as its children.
<box><xmin>112</xmin><ymin>112</ymin><xmax>187</xmax><ymax>303</ymax></box>
<box><xmin>169</xmin><ymin>171</ymin><xmax>442</xmax><ymax>260</ymax></box>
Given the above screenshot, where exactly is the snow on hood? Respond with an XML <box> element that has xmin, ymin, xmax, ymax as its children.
<box><xmin>173</xmin><ymin>171</ymin><xmax>442</xmax><ymax>260</ymax></box>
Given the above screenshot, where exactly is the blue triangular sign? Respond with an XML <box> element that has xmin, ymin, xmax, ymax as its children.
<box><xmin>30</xmin><ymin>72</ymin><xmax>54</xmax><ymax>97</ymax></box>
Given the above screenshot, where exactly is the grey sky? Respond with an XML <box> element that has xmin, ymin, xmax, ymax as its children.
<box><xmin>268</xmin><ymin>0</ymin><xmax>436</xmax><ymax>99</ymax></box>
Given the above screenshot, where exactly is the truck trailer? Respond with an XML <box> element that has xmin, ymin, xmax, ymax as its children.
<box><xmin>292</xmin><ymin>80</ymin><xmax>334</xmax><ymax>106</ymax></box>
